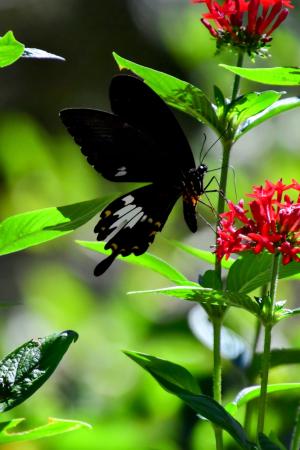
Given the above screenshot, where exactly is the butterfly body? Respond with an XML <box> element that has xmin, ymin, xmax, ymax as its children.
<box><xmin>60</xmin><ymin>74</ymin><xmax>209</xmax><ymax>275</ymax></box>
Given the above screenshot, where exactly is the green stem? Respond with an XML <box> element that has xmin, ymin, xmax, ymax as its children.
<box><xmin>231</xmin><ymin>52</ymin><xmax>244</xmax><ymax>102</ymax></box>
<box><xmin>213</xmin><ymin>317</ymin><xmax>223</xmax><ymax>450</ymax></box>
<box><xmin>257</xmin><ymin>253</ymin><xmax>281</xmax><ymax>436</ymax></box>
<box><xmin>290</xmin><ymin>403</ymin><xmax>300</xmax><ymax>450</ymax></box>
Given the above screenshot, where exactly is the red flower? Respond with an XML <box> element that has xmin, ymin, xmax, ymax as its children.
<box><xmin>216</xmin><ymin>179</ymin><xmax>300</xmax><ymax>264</ymax></box>
<box><xmin>193</xmin><ymin>0</ymin><xmax>293</xmax><ymax>56</ymax></box>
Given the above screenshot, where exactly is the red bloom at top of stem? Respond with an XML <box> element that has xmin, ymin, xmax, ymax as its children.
<box><xmin>216</xmin><ymin>179</ymin><xmax>300</xmax><ymax>264</ymax></box>
<box><xmin>193</xmin><ymin>0</ymin><xmax>293</xmax><ymax>56</ymax></box>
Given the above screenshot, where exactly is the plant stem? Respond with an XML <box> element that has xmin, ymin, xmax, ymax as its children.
<box><xmin>213</xmin><ymin>317</ymin><xmax>223</xmax><ymax>450</ymax></box>
<box><xmin>257</xmin><ymin>253</ymin><xmax>281</xmax><ymax>436</ymax></box>
<box><xmin>231</xmin><ymin>52</ymin><xmax>244</xmax><ymax>102</ymax></box>
<box><xmin>290</xmin><ymin>402</ymin><xmax>300</xmax><ymax>450</ymax></box>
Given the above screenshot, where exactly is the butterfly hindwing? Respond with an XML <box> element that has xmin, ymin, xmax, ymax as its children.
<box><xmin>93</xmin><ymin>183</ymin><xmax>181</xmax><ymax>275</ymax></box>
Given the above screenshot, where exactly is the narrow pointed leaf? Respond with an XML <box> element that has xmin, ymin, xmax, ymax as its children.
<box><xmin>226</xmin><ymin>384</ymin><xmax>300</xmax><ymax>416</ymax></box>
<box><xmin>0</xmin><ymin>417</ymin><xmax>91</xmax><ymax>444</ymax></box>
<box><xmin>0</xmin><ymin>31</ymin><xmax>24</xmax><ymax>68</ymax></box>
<box><xmin>125</xmin><ymin>350</ymin><xmax>253</xmax><ymax>449</ymax></box>
<box><xmin>169</xmin><ymin>240</ymin><xmax>234</xmax><ymax>269</ymax></box>
<box><xmin>0</xmin><ymin>330</ymin><xmax>78</xmax><ymax>412</ymax></box>
<box><xmin>77</xmin><ymin>240</ymin><xmax>191</xmax><ymax>284</ymax></box>
<box><xmin>22</xmin><ymin>48</ymin><xmax>65</xmax><ymax>61</ymax></box>
<box><xmin>247</xmin><ymin>349</ymin><xmax>300</xmax><ymax>380</ymax></box>
<box><xmin>0</xmin><ymin>197</ymin><xmax>112</xmax><ymax>255</ymax></box>
<box><xmin>236</xmin><ymin>97</ymin><xmax>300</xmax><ymax>139</ymax></box>
<box><xmin>113</xmin><ymin>52</ymin><xmax>220</xmax><ymax>133</ymax></box>
<box><xmin>220</xmin><ymin>65</ymin><xmax>300</xmax><ymax>86</ymax></box>
<box><xmin>258</xmin><ymin>433</ymin><xmax>284</xmax><ymax>450</ymax></box>
<box><xmin>128</xmin><ymin>285</ymin><xmax>260</xmax><ymax>316</ymax></box>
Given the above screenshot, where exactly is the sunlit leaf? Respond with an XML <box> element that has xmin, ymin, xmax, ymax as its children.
<box><xmin>226</xmin><ymin>252</ymin><xmax>300</xmax><ymax>294</ymax></box>
<box><xmin>169</xmin><ymin>240</ymin><xmax>234</xmax><ymax>270</ymax></box>
<box><xmin>128</xmin><ymin>285</ymin><xmax>260</xmax><ymax>316</ymax></box>
<box><xmin>0</xmin><ymin>417</ymin><xmax>91</xmax><ymax>444</ymax></box>
<box><xmin>237</xmin><ymin>97</ymin><xmax>300</xmax><ymax>139</ymax></box>
<box><xmin>0</xmin><ymin>197</ymin><xmax>112</xmax><ymax>255</ymax></box>
<box><xmin>76</xmin><ymin>240</ymin><xmax>191</xmax><ymax>284</ymax></box>
<box><xmin>226</xmin><ymin>383</ymin><xmax>300</xmax><ymax>416</ymax></box>
<box><xmin>220</xmin><ymin>64</ymin><xmax>300</xmax><ymax>86</ymax></box>
<box><xmin>125</xmin><ymin>350</ymin><xmax>253</xmax><ymax>449</ymax></box>
<box><xmin>0</xmin><ymin>331</ymin><xmax>78</xmax><ymax>412</ymax></box>
<box><xmin>113</xmin><ymin>52</ymin><xmax>220</xmax><ymax>133</ymax></box>
<box><xmin>0</xmin><ymin>31</ymin><xmax>24</xmax><ymax>68</ymax></box>
<box><xmin>22</xmin><ymin>48</ymin><xmax>65</xmax><ymax>61</ymax></box>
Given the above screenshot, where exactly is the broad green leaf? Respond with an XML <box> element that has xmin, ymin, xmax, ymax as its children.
<box><xmin>199</xmin><ymin>269</ymin><xmax>222</xmax><ymax>290</ymax></box>
<box><xmin>113</xmin><ymin>52</ymin><xmax>220</xmax><ymax>133</ymax></box>
<box><xmin>0</xmin><ymin>197</ymin><xmax>112</xmax><ymax>255</ymax></box>
<box><xmin>169</xmin><ymin>240</ymin><xmax>234</xmax><ymax>270</ymax></box>
<box><xmin>213</xmin><ymin>85</ymin><xmax>226</xmax><ymax>119</ymax></box>
<box><xmin>226</xmin><ymin>384</ymin><xmax>300</xmax><ymax>416</ymax></box>
<box><xmin>124</xmin><ymin>351</ymin><xmax>200</xmax><ymax>395</ymax></box>
<box><xmin>247</xmin><ymin>349</ymin><xmax>300</xmax><ymax>380</ymax></box>
<box><xmin>125</xmin><ymin>350</ymin><xmax>253</xmax><ymax>449</ymax></box>
<box><xmin>22</xmin><ymin>48</ymin><xmax>65</xmax><ymax>61</ymax></box>
<box><xmin>236</xmin><ymin>97</ymin><xmax>300</xmax><ymax>139</ymax></box>
<box><xmin>76</xmin><ymin>240</ymin><xmax>191</xmax><ymax>284</ymax></box>
<box><xmin>0</xmin><ymin>330</ymin><xmax>78</xmax><ymax>412</ymax></box>
<box><xmin>128</xmin><ymin>285</ymin><xmax>260</xmax><ymax>316</ymax></box>
<box><xmin>258</xmin><ymin>433</ymin><xmax>285</xmax><ymax>450</ymax></box>
<box><xmin>220</xmin><ymin>65</ymin><xmax>300</xmax><ymax>86</ymax></box>
<box><xmin>0</xmin><ymin>417</ymin><xmax>91</xmax><ymax>444</ymax></box>
<box><xmin>0</xmin><ymin>31</ymin><xmax>24</xmax><ymax>68</ymax></box>
<box><xmin>227</xmin><ymin>91</ymin><xmax>282</xmax><ymax>129</ymax></box>
<box><xmin>226</xmin><ymin>252</ymin><xmax>300</xmax><ymax>294</ymax></box>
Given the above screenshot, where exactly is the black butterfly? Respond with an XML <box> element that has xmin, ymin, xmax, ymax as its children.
<box><xmin>60</xmin><ymin>74</ymin><xmax>212</xmax><ymax>276</ymax></box>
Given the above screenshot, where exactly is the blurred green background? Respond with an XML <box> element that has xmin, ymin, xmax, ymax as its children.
<box><xmin>1</xmin><ymin>1</ymin><xmax>300</xmax><ymax>449</ymax></box>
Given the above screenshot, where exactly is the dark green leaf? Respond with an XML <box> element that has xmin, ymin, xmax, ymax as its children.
<box><xmin>22</xmin><ymin>48</ymin><xmax>65</xmax><ymax>61</ymax></box>
<box><xmin>199</xmin><ymin>270</ymin><xmax>222</xmax><ymax>290</ymax></box>
<box><xmin>226</xmin><ymin>384</ymin><xmax>300</xmax><ymax>416</ymax></box>
<box><xmin>76</xmin><ymin>240</ymin><xmax>191</xmax><ymax>284</ymax></box>
<box><xmin>168</xmin><ymin>240</ymin><xmax>234</xmax><ymax>270</ymax></box>
<box><xmin>0</xmin><ymin>31</ymin><xmax>24</xmax><ymax>68</ymax></box>
<box><xmin>0</xmin><ymin>197</ymin><xmax>112</xmax><ymax>255</ymax></box>
<box><xmin>258</xmin><ymin>433</ymin><xmax>285</xmax><ymax>450</ymax></box>
<box><xmin>213</xmin><ymin>85</ymin><xmax>227</xmax><ymax>119</ymax></box>
<box><xmin>124</xmin><ymin>351</ymin><xmax>200</xmax><ymax>395</ymax></box>
<box><xmin>125</xmin><ymin>350</ymin><xmax>254</xmax><ymax>449</ymax></box>
<box><xmin>236</xmin><ymin>97</ymin><xmax>300</xmax><ymax>139</ymax></box>
<box><xmin>247</xmin><ymin>349</ymin><xmax>300</xmax><ymax>380</ymax></box>
<box><xmin>226</xmin><ymin>252</ymin><xmax>300</xmax><ymax>294</ymax></box>
<box><xmin>0</xmin><ymin>418</ymin><xmax>91</xmax><ymax>444</ymax></box>
<box><xmin>227</xmin><ymin>91</ymin><xmax>282</xmax><ymax>129</ymax></box>
<box><xmin>128</xmin><ymin>286</ymin><xmax>260</xmax><ymax>316</ymax></box>
<box><xmin>220</xmin><ymin>65</ymin><xmax>300</xmax><ymax>86</ymax></box>
<box><xmin>113</xmin><ymin>53</ymin><xmax>220</xmax><ymax>133</ymax></box>
<box><xmin>0</xmin><ymin>330</ymin><xmax>78</xmax><ymax>412</ymax></box>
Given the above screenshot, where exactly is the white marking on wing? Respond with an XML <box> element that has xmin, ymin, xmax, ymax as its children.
<box><xmin>122</xmin><ymin>194</ymin><xmax>134</xmax><ymax>205</ymax></box>
<box><xmin>126</xmin><ymin>211</ymin><xmax>144</xmax><ymax>228</ymax></box>
<box><xmin>109</xmin><ymin>207</ymin><xmax>143</xmax><ymax>229</ymax></box>
<box><xmin>113</xmin><ymin>204</ymin><xmax>135</xmax><ymax>217</ymax></box>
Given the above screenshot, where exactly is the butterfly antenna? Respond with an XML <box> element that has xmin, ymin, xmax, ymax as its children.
<box><xmin>200</xmin><ymin>127</ymin><xmax>230</xmax><ymax>164</ymax></box>
<box><xmin>229</xmin><ymin>164</ymin><xmax>238</xmax><ymax>202</ymax></box>
<box><xmin>199</xmin><ymin>133</ymin><xmax>207</xmax><ymax>165</ymax></box>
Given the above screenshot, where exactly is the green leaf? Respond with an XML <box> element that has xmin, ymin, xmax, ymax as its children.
<box><xmin>0</xmin><ymin>31</ymin><xmax>24</xmax><ymax>68</ymax></box>
<box><xmin>247</xmin><ymin>349</ymin><xmax>300</xmax><ymax>380</ymax></box>
<box><xmin>125</xmin><ymin>350</ymin><xmax>253</xmax><ymax>450</ymax></box>
<box><xmin>113</xmin><ymin>52</ymin><xmax>220</xmax><ymax>133</ymax></box>
<box><xmin>22</xmin><ymin>48</ymin><xmax>65</xmax><ymax>61</ymax></box>
<box><xmin>168</xmin><ymin>240</ymin><xmax>234</xmax><ymax>270</ymax></box>
<box><xmin>124</xmin><ymin>351</ymin><xmax>200</xmax><ymax>395</ymax></box>
<box><xmin>0</xmin><ymin>197</ymin><xmax>112</xmax><ymax>255</ymax></box>
<box><xmin>0</xmin><ymin>417</ymin><xmax>91</xmax><ymax>444</ymax></box>
<box><xmin>275</xmin><ymin>307</ymin><xmax>300</xmax><ymax>322</ymax></box>
<box><xmin>199</xmin><ymin>270</ymin><xmax>222</xmax><ymax>290</ymax></box>
<box><xmin>258</xmin><ymin>433</ymin><xmax>285</xmax><ymax>450</ymax></box>
<box><xmin>236</xmin><ymin>97</ymin><xmax>300</xmax><ymax>139</ymax></box>
<box><xmin>226</xmin><ymin>252</ymin><xmax>300</xmax><ymax>294</ymax></box>
<box><xmin>220</xmin><ymin>65</ymin><xmax>300</xmax><ymax>86</ymax></box>
<box><xmin>128</xmin><ymin>286</ymin><xmax>260</xmax><ymax>316</ymax></box>
<box><xmin>0</xmin><ymin>330</ymin><xmax>78</xmax><ymax>412</ymax></box>
<box><xmin>227</xmin><ymin>91</ymin><xmax>282</xmax><ymax>128</ymax></box>
<box><xmin>226</xmin><ymin>384</ymin><xmax>300</xmax><ymax>416</ymax></box>
<box><xmin>76</xmin><ymin>240</ymin><xmax>191</xmax><ymax>284</ymax></box>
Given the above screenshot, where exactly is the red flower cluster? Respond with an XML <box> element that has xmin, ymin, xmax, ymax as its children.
<box><xmin>193</xmin><ymin>0</ymin><xmax>293</xmax><ymax>56</ymax></box>
<box><xmin>216</xmin><ymin>180</ymin><xmax>300</xmax><ymax>264</ymax></box>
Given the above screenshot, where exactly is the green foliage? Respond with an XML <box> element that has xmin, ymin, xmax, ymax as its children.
<box><xmin>247</xmin><ymin>349</ymin><xmax>300</xmax><ymax>380</ymax></box>
<box><xmin>0</xmin><ymin>31</ymin><xmax>24</xmax><ymax>68</ymax></box>
<box><xmin>258</xmin><ymin>433</ymin><xmax>285</xmax><ymax>450</ymax></box>
<box><xmin>125</xmin><ymin>350</ymin><xmax>254</xmax><ymax>449</ymax></box>
<box><xmin>0</xmin><ymin>197</ymin><xmax>112</xmax><ymax>255</ymax></box>
<box><xmin>0</xmin><ymin>418</ymin><xmax>91</xmax><ymax>445</ymax></box>
<box><xmin>220</xmin><ymin>65</ymin><xmax>300</xmax><ymax>86</ymax></box>
<box><xmin>0</xmin><ymin>330</ymin><xmax>78</xmax><ymax>412</ymax></box>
